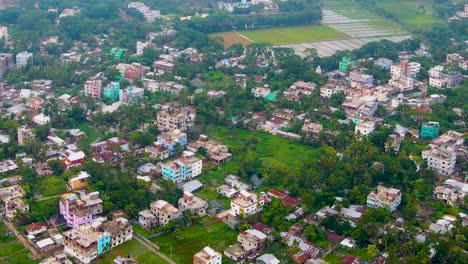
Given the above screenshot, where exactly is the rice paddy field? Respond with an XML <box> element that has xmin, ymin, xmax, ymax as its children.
<box><xmin>238</xmin><ymin>24</ymin><xmax>351</xmax><ymax>44</ymax></box>
<box><xmin>375</xmin><ymin>0</ymin><xmax>447</xmax><ymax>31</ymax></box>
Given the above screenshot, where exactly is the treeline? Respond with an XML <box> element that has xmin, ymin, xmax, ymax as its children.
<box><xmin>181</xmin><ymin>9</ymin><xmax>322</xmax><ymax>33</ymax></box>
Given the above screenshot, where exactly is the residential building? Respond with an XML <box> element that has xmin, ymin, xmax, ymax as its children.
<box><xmin>153</xmin><ymin>60</ymin><xmax>175</xmax><ymax>73</ymax></box>
<box><xmin>16</xmin><ymin>51</ymin><xmax>33</xmax><ymax>67</ymax></box>
<box><xmin>434</xmin><ymin>178</ymin><xmax>467</xmax><ymax>205</ymax></box>
<box><xmin>257</xmin><ymin>254</ymin><xmax>280</xmax><ymax>264</ymax></box>
<box><xmin>119</xmin><ymin>87</ymin><xmax>144</xmax><ymax>104</ymax></box>
<box><xmin>366</xmin><ymin>185</ymin><xmax>402</xmax><ymax>211</ymax></box>
<box><xmin>355</xmin><ymin>121</ymin><xmax>376</xmax><ymax>137</ymax></box>
<box><xmin>231</xmin><ymin>190</ymin><xmax>264</xmax><ymax>216</ymax></box>
<box><xmin>157</xmin><ymin>129</ymin><xmax>187</xmax><ymax>156</ymax></box>
<box><xmin>301</xmin><ymin>119</ymin><xmax>323</xmax><ymax>137</ymax></box>
<box><xmin>103</xmin><ymin>82</ymin><xmax>120</xmax><ymax>100</ymax></box>
<box><xmin>161</xmin><ymin>151</ymin><xmax>202</xmax><ymax>182</ymax></box>
<box><xmin>238</xmin><ymin>229</ymin><xmax>267</xmax><ymax>252</ymax></box>
<box><xmin>18</xmin><ymin>126</ymin><xmax>34</xmax><ymax>145</ymax></box>
<box><xmin>59</xmin><ymin>191</ymin><xmax>103</xmax><ymax>228</ymax></box>
<box><xmin>138</xmin><ymin>210</ymin><xmax>157</xmax><ymax>230</ymax></box>
<box><xmin>102</xmin><ymin>218</ymin><xmax>133</xmax><ymax>248</ymax></box>
<box><xmin>156</xmin><ymin>107</ymin><xmax>189</xmax><ymax>131</ymax></box>
<box><xmin>178</xmin><ymin>192</ymin><xmax>208</xmax><ymax>216</ymax></box>
<box><xmin>349</xmin><ymin>71</ymin><xmax>373</xmax><ymax>85</ymax></box>
<box><xmin>150</xmin><ymin>200</ymin><xmax>181</xmax><ymax>226</ymax></box>
<box><xmin>251</xmin><ymin>86</ymin><xmax>271</xmax><ymax>98</ymax></box>
<box><xmin>124</xmin><ymin>63</ymin><xmax>148</xmax><ymax>81</ymax></box>
<box><xmin>144</xmin><ymin>143</ymin><xmax>170</xmax><ymax>160</ymax></box>
<box><xmin>339</xmin><ymin>57</ymin><xmax>355</xmax><ymax>72</ymax></box>
<box><xmin>428</xmin><ymin>66</ymin><xmax>463</xmax><ymax>88</ymax></box>
<box><xmin>32</xmin><ymin>113</ymin><xmax>50</xmax><ymax>126</ymax></box>
<box><xmin>186</xmin><ymin>135</ymin><xmax>232</xmax><ymax>165</ymax></box>
<box><xmin>69</xmin><ymin>171</ymin><xmax>90</xmax><ymax>190</ymax></box>
<box><xmin>128</xmin><ymin>2</ymin><xmax>160</xmax><ymax>22</ymax></box>
<box><xmin>84</xmin><ymin>74</ymin><xmax>104</xmax><ymax>99</ymax></box>
<box><xmin>0</xmin><ymin>53</ymin><xmax>14</xmax><ymax>79</ymax></box>
<box><xmin>0</xmin><ymin>159</ymin><xmax>18</xmax><ymax>173</ymax></box>
<box><xmin>61</xmin><ymin>150</ymin><xmax>86</xmax><ymax>169</ymax></box>
<box><xmin>4</xmin><ymin>196</ymin><xmax>29</xmax><ymax>220</ymax></box>
<box><xmin>193</xmin><ymin>246</ymin><xmax>222</xmax><ymax>264</ymax></box>
<box><xmin>272</xmin><ymin>108</ymin><xmax>294</xmax><ymax>121</ymax></box>
<box><xmin>225</xmin><ymin>174</ymin><xmax>250</xmax><ymax>191</ymax></box>
<box><xmin>283</xmin><ymin>81</ymin><xmax>316</xmax><ymax>100</ymax></box>
<box><xmin>374</xmin><ymin>58</ymin><xmax>393</xmax><ymax>69</ymax></box>
<box><xmin>62</xmin><ymin>223</ymin><xmax>110</xmax><ymax>264</ymax></box>
<box><xmin>422</xmin><ymin>130</ymin><xmax>464</xmax><ymax>176</ymax></box>
<box><xmin>420</xmin><ymin>121</ymin><xmax>440</xmax><ymax>139</ymax></box>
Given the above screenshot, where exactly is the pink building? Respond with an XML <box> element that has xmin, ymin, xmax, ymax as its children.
<box><xmin>84</xmin><ymin>79</ymin><xmax>103</xmax><ymax>99</ymax></box>
<box><xmin>59</xmin><ymin>191</ymin><xmax>103</xmax><ymax>228</ymax></box>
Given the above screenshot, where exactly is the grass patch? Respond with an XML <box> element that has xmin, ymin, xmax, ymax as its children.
<box><xmin>96</xmin><ymin>239</ymin><xmax>165</xmax><ymax>263</ymax></box>
<box><xmin>239</xmin><ymin>25</ymin><xmax>350</xmax><ymax>44</ymax></box>
<box><xmin>324</xmin><ymin>253</ymin><xmax>342</xmax><ymax>264</ymax></box>
<box><xmin>336</xmin><ymin>247</ymin><xmax>374</xmax><ymax>261</ymax></box>
<box><xmin>133</xmin><ymin>224</ymin><xmax>153</xmax><ymax>238</ymax></box>
<box><xmin>196</xmin><ymin>189</ymin><xmax>220</xmax><ymax>201</ymax></box>
<box><xmin>210</xmin><ymin>31</ymin><xmax>252</xmax><ymax>48</ymax></box>
<box><xmin>151</xmin><ymin>220</ymin><xmax>238</xmax><ymax>264</ymax></box>
<box><xmin>0</xmin><ymin>242</ymin><xmax>24</xmax><ymax>257</ymax></box>
<box><xmin>78</xmin><ymin>121</ymin><xmax>100</xmax><ymax>144</ymax></box>
<box><xmin>217</xmin><ymin>196</ymin><xmax>231</xmax><ymax>209</ymax></box>
<box><xmin>0</xmin><ymin>235</ymin><xmax>16</xmax><ymax>245</ymax></box>
<box><xmin>375</xmin><ymin>0</ymin><xmax>446</xmax><ymax>31</ymax></box>
<box><xmin>6</xmin><ymin>250</ymin><xmax>40</xmax><ymax>264</ymax></box>
<box><xmin>35</xmin><ymin>176</ymin><xmax>67</xmax><ymax>197</ymax></box>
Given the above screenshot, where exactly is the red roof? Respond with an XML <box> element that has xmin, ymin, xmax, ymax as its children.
<box><xmin>292</xmin><ymin>251</ymin><xmax>310</xmax><ymax>264</ymax></box>
<box><xmin>252</xmin><ymin>222</ymin><xmax>270</xmax><ymax>233</ymax></box>
<box><xmin>268</xmin><ymin>189</ymin><xmax>287</xmax><ymax>198</ymax></box>
<box><xmin>26</xmin><ymin>223</ymin><xmax>47</xmax><ymax>233</ymax></box>
<box><xmin>283</xmin><ymin>196</ymin><xmax>301</xmax><ymax>206</ymax></box>
<box><xmin>325</xmin><ymin>230</ymin><xmax>344</xmax><ymax>243</ymax></box>
<box><xmin>342</xmin><ymin>256</ymin><xmax>361</xmax><ymax>264</ymax></box>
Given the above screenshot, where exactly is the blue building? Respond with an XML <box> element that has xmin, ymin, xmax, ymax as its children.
<box><xmin>157</xmin><ymin>129</ymin><xmax>187</xmax><ymax>156</ymax></box>
<box><xmin>103</xmin><ymin>82</ymin><xmax>120</xmax><ymax>100</ymax></box>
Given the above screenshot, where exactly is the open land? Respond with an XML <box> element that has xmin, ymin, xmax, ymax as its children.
<box><xmin>210</xmin><ymin>31</ymin><xmax>252</xmax><ymax>48</ymax></box>
<box><xmin>96</xmin><ymin>239</ymin><xmax>168</xmax><ymax>264</ymax></box>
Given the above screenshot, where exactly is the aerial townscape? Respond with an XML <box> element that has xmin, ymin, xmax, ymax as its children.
<box><xmin>0</xmin><ymin>0</ymin><xmax>467</xmax><ymax>263</ymax></box>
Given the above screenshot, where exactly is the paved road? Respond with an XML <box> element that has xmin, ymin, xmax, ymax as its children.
<box><xmin>2</xmin><ymin>218</ymin><xmax>43</xmax><ymax>260</ymax></box>
<box><xmin>133</xmin><ymin>232</ymin><xmax>176</xmax><ymax>264</ymax></box>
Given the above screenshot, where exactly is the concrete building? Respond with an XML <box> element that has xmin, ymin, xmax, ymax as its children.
<box><xmin>178</xmin><ymin>192</ymin><xmax>208</xmax><ymax>216</ymax></box>
<box><xmin>157</xmin><ymin>129</ymin><xmax>187</xmax><ymax>156</ymax></box>
<box><xmin>83</xmin><ymin>74</ymin><xmax>105</xmax><ymax>99</ymax></box>
<box><xmin>102</xmin><ymin>218</ymin><xmax>133</xmax><ymax>248</ymax></box>
<box><xmin>428</xmin><ymin>65</ymin><xmax>463</xmax><ymax>88</ymax></box>
<box><xmin>153</xmin><ymin>60</ymin><xmax>175</xmax><ymax>73</ymax></box>
<box><xmin>433</xmin><ymin>179</ymin><xmax>468</xmax><ymax>205</ymax></box>
<box><xmin>194</xmin><ymin>246</ymin><xmax>222</xmax><ymax>264</ymax></box>
<box><xmin>128</xmin><ymin>2</ymin><xmax>160</xmax><ymax>22</ymax></box>
<box><xmin>32</xmin><ymin>113</ymin><xmax>50</xmax><ymax>126</ymax></box>
<box><xmin>301</xmin><ymin>119</ymin><xmax>323</xmax><ymax>137</ymax></box>
<box><xmin>144</xmin><ymin>143</ymin><xmax>170</xmax><ymax>160</ymax></box>
<box><xmin>420</xmin><ymin>121</ymin><xmax>440</xmax><ymax>139</ymax></box>
<box><xmin>16</xmin><ymin>51</ymin><xmax>33</xmax><ymax>67</ymax></box>
<box><xmin>422</xmin><ymin>130</ymin><xmax>464</xmax><ymax>176</ymax></box>
<box><xmin>69</xmin><ymin>171</ymin><xmax>90</xmax><ymax>190</ymax></box>
<box><xmin>366</xmin><ymin>185</ymin><xmax>402</xmax><ymax>212</ymax></box>
<box><xmin>231</xmin><ymin>190</ymin><xmax>263</xmax><ymax>216</ymax></box>
<box><xmin>161</xmin><ymin>151</ymin><xmax>202</xmax><ymax>182</ymax></box>
<box><xmin>138</xmin><ymin>209</ymin><xmax>157</xmax><ymax>230</ymax></box>
<box><xmin>339</xmin><ymin>57</ymin><xmax>355</xmax><ymax>72</ymax></box>
<box><xmin>0</xmin><ymin>0</ymin><xmax>18</xmax><ymax>9</ymax></box>
<box><xmin>62</xmin><ymin>223</ymin><xmax>110</xmax><ymax>264</ymax></box>
<box><xmin>150</xmin><ymin>200</ymin><xmax>181</xmax><ymax>226</ymax></box>
<box><xmin>238</xmin><ymin>229</ymin><xmax>267</xmax><ymax>252</ymax></box>
<box><xmin>349</xmin><ymin>71</ymin><xmax>374</xmax><ymax>85</ymax></box>
<box><xmin>355</xmin><ymin>121</ymin><xmax>376</xmax><ymax>137</ymax></box>
<box><xmin>119</xmin><ymin>86</ymin><xmax>144</xmax><ymax>104</ymax></box>
<box><xmin>18</xmin><ymin>126</ymin><xmax>34</xmax><ymax>145</ymax></box>
<box><xmin>374</xmin><ymin>58</ymin><xmax>393</xmax><ymax>69</ymax></box>
<box><xmin>156</xmin><ymin>107</ymin><xmax>190</xmax><ymax>132</ymax></box>
<box><xmin>103</xmin><ymin>82</ymin><xmax>120</xmax><ymax>100</ymax></box>
<box><xmin>136</xmin><ymin>41</ymin><xmax>156</xmax><ymax>56</ymax></box>
<box><xmin>59</xmin><ymin>192</ymin><xmax>103</xmax><ymax>228</ymax></box>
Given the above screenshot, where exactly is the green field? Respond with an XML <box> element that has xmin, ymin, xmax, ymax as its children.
<box><xmin>151</xmin><ymin>221</ymin><xmax>238</xmax><ymax>264</ymax></box>
<box><xmin>239</xmin><ymin>25</ymin><xmax>350</xmax><ymax>44</ymax></box>
<box><xmin>97</xmin><ymin>239</ymin><xmax>168</xmax><ymax>264</ymax></box>
<box><xmin>324</xmin><ymin>0</ymin><xmax>382</xmax><ymax>19</ymax></box>
<box><xmin>375</xmin><ymin>0</ymin><xmax>446</xmax><ymax>31</ymax></box>
<box><xmin>35</xmin><ymin>176</ymin><xmax>67</xmax><ymax>197</ymax></box>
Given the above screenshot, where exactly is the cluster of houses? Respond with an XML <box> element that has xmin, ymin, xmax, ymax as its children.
<box><xmin>0</xmin><ymin>176</ymin><xmax>28</xmax><ymax>221</ymax></box>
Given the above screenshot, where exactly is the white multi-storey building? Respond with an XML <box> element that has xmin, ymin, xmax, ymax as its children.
<box><xmin>422</xmin><ymin>130</ymin><xmax>464</xmax><ymax>176</ymax></box>
<box><xmin>231</xmin><ymin>190</ymin><xmax>263</xmax><ymax>216</ymax></box>
<box><xmin>194</xmin><ymin>246</ymin><xmax>222</xmax><ymax>264</ymax></box>
<box><xmin>366</xmin><ymin>185</ymin><xmax>402</xmax><ymax>212</ymax></box>
<box><xmin>150</xmin><ymin>200</ymin><xmax>181</xmax><ymax>226</ymax></box>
